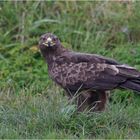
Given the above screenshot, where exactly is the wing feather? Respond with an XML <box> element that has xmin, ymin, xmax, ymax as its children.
<box><xmin>69</xmin><ymin>52</ymin><xmax>120</xmax><ymax>65</ymax></box>
<box><xmin>56</xmin><ymin>62</ymin><xmax>126</xmax><ymax>91</ymax></box>
<box><xmin>54</xmin><ymin>51</ymin><xmax>140</xmax><ymax>92</ymax></box>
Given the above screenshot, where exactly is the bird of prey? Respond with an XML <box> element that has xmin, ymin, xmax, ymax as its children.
<box><xmin>38</xmin><ymin>33</ymin><xmax>140</xmax><ymax>112</ymax></box>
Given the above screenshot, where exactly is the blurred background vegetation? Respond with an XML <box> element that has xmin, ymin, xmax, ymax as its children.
<box><xmin>0</xmin><ymin>1</ymin><xmax>140</xmax><ymax>139</ymax></box>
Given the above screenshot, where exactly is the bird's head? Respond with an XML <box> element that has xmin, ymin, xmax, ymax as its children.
<box><xmin>39</xmin><ymin>33</ymin><xmax>61</xmax><ymax>50</ymax></box>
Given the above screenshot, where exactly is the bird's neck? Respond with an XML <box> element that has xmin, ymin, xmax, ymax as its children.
<box><xmin>41</xmin><ymin>45</ymin><xmax>68</xmax><ymax>66</ymax></box>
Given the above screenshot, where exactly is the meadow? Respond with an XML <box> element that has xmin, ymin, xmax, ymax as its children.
<box><xmin>0</xmin><ymin>1</ymin><xmax>140</xmax><ymax>139</ymax></box>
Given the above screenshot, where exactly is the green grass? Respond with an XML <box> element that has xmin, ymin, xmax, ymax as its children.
<box><xmin>0</xmin><ymin>87</ymin><xmax>140</xmax><ymax>139</ymax></box>
<box><xmin>1</xmin><ymin>1</ymin><xmax>140</xmax><ymax>139</ymax></box>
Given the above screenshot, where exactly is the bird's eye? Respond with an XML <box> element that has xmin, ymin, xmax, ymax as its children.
<box><xmin>53</xmin><ymin>37</ymin><xmax>57</xmax><ymax>41</ymax></box>
<box><xmin>42</xmin><ymin>37</ymin><xmax>46</xmax><ymax>41</ymax></box>
<box><xmin>40</xmin><ymin>35</ymin><xmax>45</xmax><ymax>40</ymax></box>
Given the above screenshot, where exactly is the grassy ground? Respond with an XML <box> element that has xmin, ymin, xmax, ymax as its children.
<box><xmin>0</xmin><ymin>1</ymin><xmax>140</xmax><ymax>139</ymax></box>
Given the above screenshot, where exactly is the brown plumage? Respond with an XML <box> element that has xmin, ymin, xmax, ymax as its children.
<box><xmin>38</xmin><ymin>33</ymin><xmax>140</xmax><ymax>112</ymax></box>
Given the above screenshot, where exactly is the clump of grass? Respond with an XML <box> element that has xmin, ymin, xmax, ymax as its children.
<box><xmin>0</xmin><ymin>87</ymin><xmax>140</xmax><ymax>139</ymax></box>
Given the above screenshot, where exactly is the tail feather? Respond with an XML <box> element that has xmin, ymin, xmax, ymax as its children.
<box><xmin>116</xmin><ymin>65</ymin><xmax>140</xmax><ymax>93</ymax></box>
<box><xmin>117</xmin><ymin>65</ymin><xmax>140</xmax><ymax>79</ymax></box>
<box><xmin>131</xmin><ymin>79</ymin><xmax>140</xmax><ymax>84</ymax></box>
<box><xmin>120</xmin><ymin>80</ymin><xmax>140</xmax><ymax>93</ymax></box>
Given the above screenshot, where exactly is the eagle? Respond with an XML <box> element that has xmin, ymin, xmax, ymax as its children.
<box><xmin>38</xmin><ymin>33</ymin><xmax>140</xmax><ymax>112</ymax></box>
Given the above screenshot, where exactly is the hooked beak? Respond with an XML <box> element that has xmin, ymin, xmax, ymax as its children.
<box><xmin>43</xmin><ymin>37</ymin><xmax>55</xmax><ymax>47</ymax></box>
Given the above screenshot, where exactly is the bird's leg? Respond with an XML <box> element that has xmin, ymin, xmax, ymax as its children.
<box><xmin>91</xmin><ymin>90</ymin><xmax>109</xmax><ymax>112</ymax></box>
<box><xmin>65</xmin><ymin>89</ymin><xmax>91</xmax><ymax>112</ymax></box>
<box><xmin>65</xmin><ymin>89</ymin><xmax>109</xmax><ymax>112</ymax></box>
<box><xmin>77</xmin><ymin>91</ymin><xmax>92</xmax><ymax>112</ymax></box>
<box><xmin>76</xmin><ymin>90</ymin><xmax>109</xmax><ymax>112</ymax></box>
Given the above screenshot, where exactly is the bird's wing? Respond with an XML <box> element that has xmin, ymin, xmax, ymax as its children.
<box><xmin>68</xmin><ymin>51</ymin><xmax>120</xmax><ymax>65</ymax></box>
<box><xmin>64</xmin><ymin>62</ymin><xmax>140</xmax><ymax>93</ymax></box>
<box><xmin>62</xmin><ymin>62</ymin><xmax>126</xmax><ymax>91</ymax></box>
<box><xmin>56</xmin><ymin>51</ymin><xmax>120</xmax><ymax>65</ymax></box>
<box><xmin>54</xmin><ymin>51</ymin><xmax>140</xmax><ymax>92</ymax></box>
<box><xmin>52</xmin><ymin>61</ymin><xmax>128</xmax><ymax>92</ymax></box>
